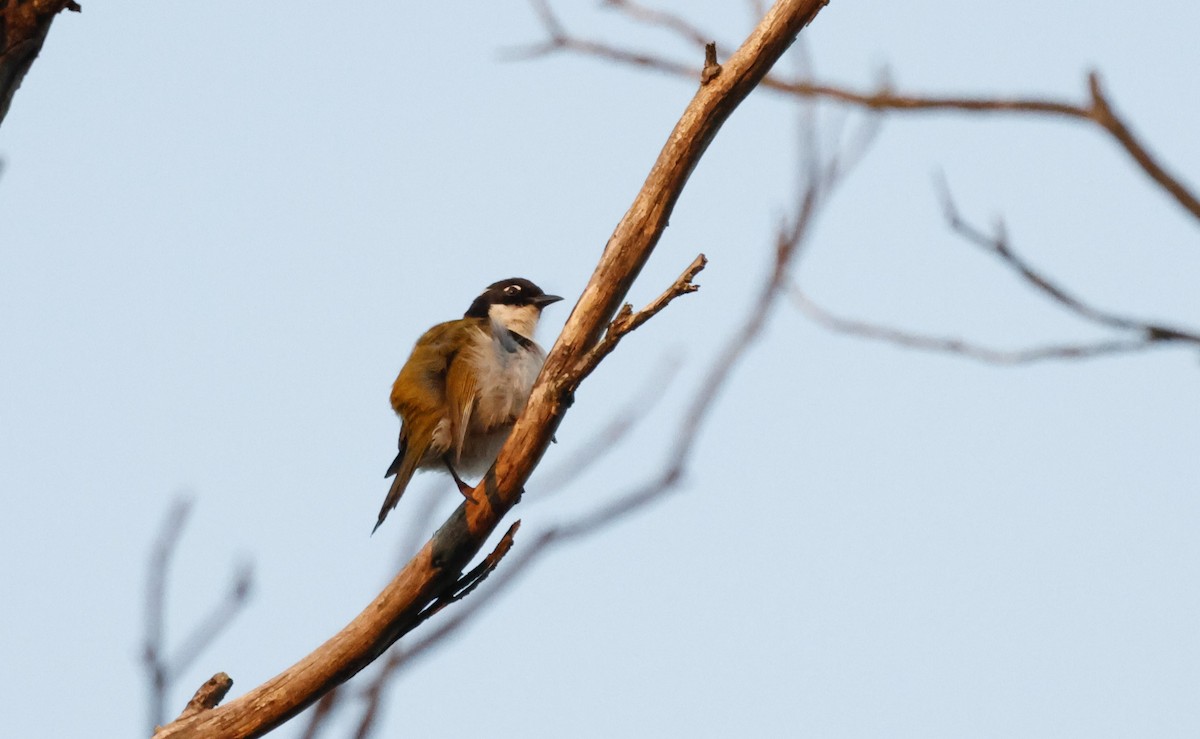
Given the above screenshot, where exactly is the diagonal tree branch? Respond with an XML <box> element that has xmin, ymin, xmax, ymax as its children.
<box><xmin>152</xmin><ymin>2</ymin><xmax>830</xmax><ymax>737</ymax></box>
<box><xmin>276</xmin><ymin>28</ymin><xmax>867</xmax><ymax>737</ymax></box>
<box><xmin>320</xmin><ymin>93</ymin><xmax>879</xmax><ymax>727</ymax></box>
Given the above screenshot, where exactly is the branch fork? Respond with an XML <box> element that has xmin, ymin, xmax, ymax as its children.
<box><xmin>572</xmin><ymin>253</ymin><xmax>707</xmax><ymax>384</ymax></box>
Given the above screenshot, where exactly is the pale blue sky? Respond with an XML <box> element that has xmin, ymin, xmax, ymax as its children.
<box><xmin>3</xmin><ymin>2</ymin><xmax>1199</xmax><ymax>737</ymax></box>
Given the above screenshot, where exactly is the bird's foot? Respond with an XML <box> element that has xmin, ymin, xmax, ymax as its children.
<box><xmin>444</xmin><ymin>459</ymin><xmax>477</xmax><ymax>502</ymax></box>
<box><xmin>454</xmin><ymin>477</ymin><xmax>478</xmax><ymax>502</ymax></box>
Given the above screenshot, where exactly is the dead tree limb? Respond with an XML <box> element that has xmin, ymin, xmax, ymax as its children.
<box><xmin>323</xmin><ymin>77</ymin><xmax>880</xmax><ymax>739</ymax></box>
<box><xmin>151</xmin><ymin>2</ymin><xmax>830</xmax><ymax>737</ymax></box>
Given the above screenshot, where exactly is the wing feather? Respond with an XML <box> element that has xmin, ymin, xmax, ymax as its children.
<box><xmin>444</xmin><ymin>346</ymin><xmax>478</xmax><ymax>465</ymax></box>
<box><xmin>375</xmin><ymin>318</ymin><xmax>486</xmax><ymax>531</ymax></box>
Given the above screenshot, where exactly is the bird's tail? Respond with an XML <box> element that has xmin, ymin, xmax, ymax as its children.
<box><xmin>374</xmin><ymin>440</ymin><xmax>419</xmax><ymax>534</ymax></box>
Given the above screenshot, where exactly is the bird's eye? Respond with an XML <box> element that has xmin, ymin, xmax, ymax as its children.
<box><xmin>504</xmin><ymin>285</ymin><xmax>521</xmax><ymax>296</ymax></box>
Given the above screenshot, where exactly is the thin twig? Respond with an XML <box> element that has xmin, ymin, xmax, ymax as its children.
<box><xmin>144</xmin><ymin>498</ymin><xmax>193</xmax><ymax>732</ymax></box>
<box><xmin>435</xmin><ymin>521</ymin><xmax>522</xmax><ymax>611</ymax></box>
<box><xmin>935</xmin><ymin>175</ymin><xmax>1200</xmax><ymax>347</ymax></box>
<box><xmin>788</xmin><ymin>176</ymin><xmax>1200</xmax><ymax>363</ymax></box>
<box><xmin>295</xmin><ymin>688</ymin><xmax>341</xmax><ymax>739</ymax></box>
<box><xmin>143</xmin><ymin>498</ymin><xmax>254</xmax><ymax>734</ymax></box>
<box><xmin>603</xmin><ymin>0</ymin><xmax>713</xmax><ymax>49</ymax></box>
<box><xmin>790</xmin><ymin>285</ymin><xmax>1163</xmax><ymax>364</ymax></box>
<box><xmin>572</xmin><ymin>253</ymin><xmax>707</xmax><ymax>383</ymax></box>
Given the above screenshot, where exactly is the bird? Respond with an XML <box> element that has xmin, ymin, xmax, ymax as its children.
<box><xmin>373</xmin><ymin>277</ymin><xmax>562</xmax><ymax>532</ymax></box>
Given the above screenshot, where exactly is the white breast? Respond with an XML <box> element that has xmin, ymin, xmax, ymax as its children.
<box><xmin>452</xmin><ymin>317</ymin><xmax>546</xmax><ymax>475</ymax></box>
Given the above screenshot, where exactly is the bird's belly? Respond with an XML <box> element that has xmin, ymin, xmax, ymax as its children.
<box><xmin>469</xmin><ymin>336</ymin><xmax>544</xmax><ymax>427</ymax></box>
<box><xmin>452</xmin><ymin>333</ymin><xmax>545</xmax><ymax>475</ymax></box>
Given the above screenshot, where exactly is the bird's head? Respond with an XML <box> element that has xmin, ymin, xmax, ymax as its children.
<box><xmin>465</xmin><ymin>278</ymin><xmax>563</xmax><ymax>338</ymax></box>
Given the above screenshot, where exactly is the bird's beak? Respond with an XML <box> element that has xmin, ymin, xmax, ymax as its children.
<box><xmin>534</xmin><ymin>294</ymin><xmax>564</xmax><ymax>307</ymax></box>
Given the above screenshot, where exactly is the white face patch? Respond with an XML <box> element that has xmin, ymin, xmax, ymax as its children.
<box><xmin>488</xmin><ymin>302</ymin><xmax>540</xmax><ymax>339</ymax></box>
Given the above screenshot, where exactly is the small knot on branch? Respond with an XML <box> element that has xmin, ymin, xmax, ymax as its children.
<box><xmin>170</xmin><ymin>672</ymin><xmax>233</xmax><ymax>727</ymax></box>
<box><xmin>1145</xmin><ymin>325</ymin><xmax>1191</xmax><ymax>343</ymax></box>
<box><xmin>610</xmin><ymin>303</ymin><xmax>636</xmax><ymax>333</ymax></box>
<box><xmin>1085</xmin><ymin>69</ymin><xmax>1115</xmax><ymax>123</ymax></box>
<box><xmin>701</xmin><ymin>42</ymin><xmax>721</xmax><ymax>85</ymax></box>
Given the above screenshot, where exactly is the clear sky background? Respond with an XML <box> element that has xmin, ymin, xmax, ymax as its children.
<box><xmin>3</xmin><ymin>2</ymin><xmax>1199</xmax><ymax>737</ymax></box>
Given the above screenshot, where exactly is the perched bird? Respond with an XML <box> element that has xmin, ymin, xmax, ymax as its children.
<box><xmin>374</xmin><ymin>278</ymin><xmax>562</xmax><ymax>532</ymax></box>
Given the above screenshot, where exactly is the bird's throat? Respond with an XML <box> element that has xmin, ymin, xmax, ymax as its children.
<box><xmin>487</xmin><ymin>303</ymin><xmax>539</xmax><ymax>341</ymax></box>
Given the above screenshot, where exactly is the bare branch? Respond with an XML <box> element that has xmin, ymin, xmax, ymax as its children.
<box><xmin>515</xmin><ymin>6</ymin><xmax>1200</xmax><ymax>224</ymax></box>
<box><xmin>935</xmin><ymin>176</ymin><xmax>1200</xmax><ymax>348</ymax></box>
<box><xmin>413</xmin><ymin>521</ymin><xmax>522</xmax><ymax>626</ymax></box>
<box><xmin>503</xmin><ymin>0</ymin><xmax>703</xmax><ymax>72</ymax></box>
<box><xmin>1085</xmin><ymin>72</ymin><xmax>1200</xmax><ymax>225</ymax></box>
<box><xmin>790</xmin><ymin>284</ymin><xmax>1163</xmax><ymax>364</ymax></box>
<box><xmin>573</xmin><ymin>253</ymin><xmax>707</xmax><ymax>382</ymax></box>
<box><xmin>533</xmin><ymin>2</ymin><xmax>1199</xmax><ymax>361</ymax></box>
<box><xmin>603</xmin><ymin>0</ymin><xmax>713</xmax><ymax>49</ymax></box>
<box><xmin>787</xmin><ymin>175</ymin><xmax>1199</xmax><ymax>364</ymax></box>
<box><xmin>348</xmin><ymin>653</ymin><xmax>402</xmax><ymax>739</ymax></box>
<box><xmin>152</xmin><ymin>4</ymin><xmax>831</xmax><ymax>736</ymax></box>
<box><xmin>347</xmin><ymin>522</ymin><xmax>522</xmax><ymax>739</ymax></box>
<box><xmin>144</xmin><ymin>498</ymin><xmax>193</xmax><ymax>732</ymax></box>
